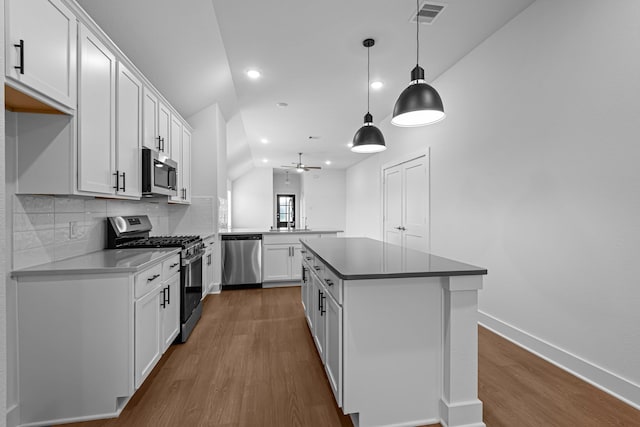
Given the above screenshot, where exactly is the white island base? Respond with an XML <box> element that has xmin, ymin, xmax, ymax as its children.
<box><xmin>343</xmin><ymin>276</ymin><xmax>484</xmax><ymax>427</ymax></box>
<box><xmin>300</xmin><ymin>238</ymin><xmax>487</xmax><ymax>427</ymax></box>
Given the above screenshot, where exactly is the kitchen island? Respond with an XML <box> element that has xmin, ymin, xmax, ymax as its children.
<box><xmin>300</xmin><ymin>237</ymin><xmax>487</xmax><ymax>427</ymax></box>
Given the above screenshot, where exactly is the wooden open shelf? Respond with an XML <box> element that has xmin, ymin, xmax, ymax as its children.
<box><xmin>4</xmin><ymin>84</ymin><xmax>67</xmax><ymax>115</ymax></box>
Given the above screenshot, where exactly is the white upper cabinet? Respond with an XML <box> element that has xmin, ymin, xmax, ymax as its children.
<box><xmin>116</xmin><ymin>63</ymin><xmax>143</xmax><ymax>198</ymax></box>
<box><xmin>170</xmin><ymin>115</ymin><xmax>182</xmax><ymax>164</ymax></box>
<box><xmin>77</xmin><ymin>23</ymin><xmax>116</xmax><ymax>195</ymax></box>
<box><xmin>5</xmin><ymin>0</ymin><xmax>77</xmax><ymax>109</ymax></box>
<box><xmin>158</xmin><ymin>101</ymin><xmax>171</xmax><ymax>156</ymax></box>
<box><xmin>169</xmin><ymin>125</ymin><xmax>191</xmax><ymax>204</ymax></box>
<box><xmin>142</xmin><ymin>88</ymin><xmax>159</xmax><ymax>150</ymax></box>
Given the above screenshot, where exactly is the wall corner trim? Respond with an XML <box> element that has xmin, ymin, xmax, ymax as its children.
<box><xmin>478</xmin><ymin>311</ymin><xmax>640</xmax><ymax>410</ymax></box>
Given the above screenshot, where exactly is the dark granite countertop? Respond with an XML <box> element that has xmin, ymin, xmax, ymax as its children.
<box><xmin>301</xmin><ymin>237</ymin><xmax>487</xmax><ymax>280</ymax></box>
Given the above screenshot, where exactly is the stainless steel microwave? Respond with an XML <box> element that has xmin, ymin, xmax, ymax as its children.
<box><xmin>142</xmin><ymin>148</ymin><xmax>178</xmax><ymax>196</ymax></box>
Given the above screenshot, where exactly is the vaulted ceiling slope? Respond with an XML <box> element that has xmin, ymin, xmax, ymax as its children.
<box><xmin>76</xmin><ymin>0</ymin><xmax>535</xmax><ymax>179</ymax></box>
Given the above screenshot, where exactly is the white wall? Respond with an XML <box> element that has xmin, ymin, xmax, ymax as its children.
<box><xmin>345</xmin><ymin>0</ymin><xmax>640</xmax><ymax>408</ymax></box>
<box><xmin>273</xmin><ymin>172</ymin><xmax>301</xmax><ymax>228</ymax></box>
<box><xmin>302</xmin><ymin>169</ymin><xmax>346</xmax><ymax>231</ymax></box>
<box><xmin>1</xmin><ymin>0</ymin><xmax>8</xmax><ymax>423</ymax></box>
<box><xmin>231</xmin><ymin>167</ymin><xmax>273</xmax><ymax>229</ymax></box>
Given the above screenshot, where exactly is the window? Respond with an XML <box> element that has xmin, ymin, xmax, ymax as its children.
<box><xmin>276</xmin><ymin>194</ymin><xmax>295</xmax><ymax>228</ymax></box>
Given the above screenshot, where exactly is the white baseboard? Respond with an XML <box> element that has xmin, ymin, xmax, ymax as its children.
<box><xmin>207</xmin><ymin>283</ymin><xmax>221</xmax><ymax>294</ymax></box>
<box><xmin>7</xmin><ymin>403</ymin><xmax>19</xmax><ymax>427</ymax></box>
<box><xmin>262</xmin><ymin>282</ymin><xmax>300</xmax><ymax>289</ymax></box>
<box><xmin>478</xmin><ymin>311</ymin><xmax>640</xmax><ymax>410</ymax></box>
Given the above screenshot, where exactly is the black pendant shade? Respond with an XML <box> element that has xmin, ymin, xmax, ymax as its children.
<box><xmin>352</xmin><ymin>113</ymin><xmax>386</xmax><ymax>153</ymax></box>
<box><xmin>351</xmin><ymin>39</ymin><xmax>387</xmax><ymax>154</ymax></box>
<box><xmin>391</xmin><ymin>0</ymin><xmax>445</xmax><ymax>127</ymax></box>
<box><xmin>391</xmin><ymin>66</ymin><xmax>445</xmax><ymax>127</ymax></box>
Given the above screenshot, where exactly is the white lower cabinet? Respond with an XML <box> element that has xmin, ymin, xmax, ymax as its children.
<box><xmin>302</xmin><ymin>247</ymin><xmax>343</xmax><ymax>409</ymax></box>
<box><xmin>134</xmin><ymin>255</ymin><xmax>180</xmax><ymax>387</ymax></box>
<box><xmin>134</xmin><ymin>284</ymin><xmax>162</xmax><ymax>388</ymax></box>
<box><xmin>203</xmin><ymin>236</ymin><xmax>215</xmax><ymax>297</ymax></box>
<box><xmin>324</xmin><ymin>290</ymin><xmax>343</xmax><ymax>406</ymax></box>
<box><xmin>161</xmin><ymin>273</ymin><xmax>180</xmax><ymax>351</ymax></box>
<box><xmin>263</xmin><ymin>244</ymin><xmax>294</xmax><ymax>281</ymax></box>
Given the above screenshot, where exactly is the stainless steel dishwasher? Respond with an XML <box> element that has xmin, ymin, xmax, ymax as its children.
<box><xmin>221</xmin><ymin>234</ymin><xmax>262</xmax><ymax>289</ymax></box>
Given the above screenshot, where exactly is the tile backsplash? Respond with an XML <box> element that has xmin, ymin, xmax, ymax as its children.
<box><xmin>12</xmin><ymin>195</ymin><xmax>172</xmax><ymax>270</ymax></box>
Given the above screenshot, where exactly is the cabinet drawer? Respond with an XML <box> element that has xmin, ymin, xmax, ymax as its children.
<box><xmin>301</xmin><ymin>248</ymin><xmax>315</xmax><ymax>267</ymax></box>
<box><xmin>135</xmin><ymin>263</ymin><xmax>163</xmax><ymax>298</ymax></box>
<box><xmin>321</xmin><ymin>266</ymin><xmax>342</xmax><ymax>305</ymax></box>
<box><xmin>263</xmin><ymin>233</ymin><xmax>321</xmax><ymax>245</ymax></box>
<box><xmin>162</xmin><ymin>254</ymin><xmax>181</xmax><ymax>279</ymax></box>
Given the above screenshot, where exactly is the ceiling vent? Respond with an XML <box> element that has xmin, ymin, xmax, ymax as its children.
<box><xmin>410</xmin><ymin>2</ymin><xmax>446</xmax><ymax>25</ymax></box>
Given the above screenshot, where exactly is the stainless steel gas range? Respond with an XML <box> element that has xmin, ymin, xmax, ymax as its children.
<box><xmin>107</xmin><ymin>215</ymin><xmax>205</xmax><ymax>343</ymax></box>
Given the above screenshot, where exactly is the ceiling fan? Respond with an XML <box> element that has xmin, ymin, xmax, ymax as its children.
<box><xmin>281</xmin><ymin>152</ymin><xmax>322</xmax><ymax>173</ymax></box>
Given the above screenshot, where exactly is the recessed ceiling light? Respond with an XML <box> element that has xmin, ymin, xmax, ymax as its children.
<box><xmin>262</xmin><ymin>158</ymin><xmax>268</xmax><ymax>163</ymax></box>
<box><xmin>260</xmin><ymin>138</ymin><xmax>269</xmax><ymax>144</ymax></box>
<box><xmin>371</xmin><ymin>81</ymin><xmax>384</xmax><ymax>90</ymax></box>
<box><xmin>325</xmin><ymin>160</ymin><xmax>332</xmax><ymax>165</ymax></box>
<box><xmin>276</xmin><ymin>102</ymin><xmax>288</xmax><ymax>108</ymax></box>
<box><xmin>247</xmin><ymin>69</ymin><xmax>261</xmax><ymax>79</ymax></box>
<box><xmin>347</xmin><ymin>142</ymin><xmax>354</xmax><ymax>148</ymax></box>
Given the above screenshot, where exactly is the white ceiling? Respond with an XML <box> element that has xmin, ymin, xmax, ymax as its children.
<box><xmin>76</xmin><ymin>0</ymin><xmax>535</xmax><ymax>180</ymax></box>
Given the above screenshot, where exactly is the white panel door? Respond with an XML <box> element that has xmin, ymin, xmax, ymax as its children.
<box><xmin>142</xmin><ymin>88</ymin><xmax>159</xmax><ymax>150</ymax></box>
<box><xmin>403</xmin><ymin>157</ymin><xmax>429</xmax><ymax>252</ymax></box>
<box><xmin>161</xmin><ymin>275</ymin><xmax>180</xmax><ymax>352</ymax></box>
<box><xmin>383</xmin><ymin>166</ymin><xmax>403</xmax><ymax>247</ymax></box>
<box><xmin>169</xmin><ymin>117</ymin><xmax>183</xmax><ymax>203</ymax></box>
<box><xmin>325</xmin><ymin>292</ymin><xmax>343</xmax><ymax>407</ymax></box>
<box><xmin>77</xmin><ymin>24</ymin><xmax>116</xmax><ymax>195</ymax></box>
<box><xmin>383</xmin><ymin>154</ymin><xmax>429</xmax><ymax>253</ymax></box>
<box><xmin>6</xmin><ymin>0</ymin><xmax>77</xmax><ymax>108</ymax></box>
<box><xmin>291</xmin><ymin>245</ymin><xmax>302</xmax><ymax>280</ymax></box>
<box><xmin>181</xmin><ymin>128</ymin><xmax>192</xmax><ymax>203</ymax></box>
<box><xmin>158</xmin><ymin>102</ymin><xmax>171</xmax><ymax>155</ymax></box>
<box><xmin>312</xmin><ymin>275</ymin><xmax>326</xmax><ymax>362</ymax></box>
<box><xmin>263</xmin><ymin>245</ymin><xmax>291</xmax><ymax>281</ymax></box>
<box><xmin>116</xmin><ymin>63</ymin><xmax>142</xmax><ymax>198</ymax></box>
<box><xmin>134</xmin><ymin>287</ymin><xmax>161</xmax><ymax>388</ymax></box>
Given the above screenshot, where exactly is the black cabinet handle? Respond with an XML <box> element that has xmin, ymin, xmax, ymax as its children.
<box><xmin>14</xmin><ymin>40</ymin><xmax>24</xmax><ymax>74</ymax></box>
<box><xmin>313</xmin><ymin>265</ymin><xmax>321</xmax><ymax>271</ymax></box>
<box><xmin>147</xmin><ymin>273</ymin><xmax>160</xmax><ymax>282</ymax></box>
<box><xmin>120</xmin><ymin>171</ymin><xmax>126</xmax><ymax>192</ymax></box>
<box><xmin>305</xmin><ymin>256</ymin><xmax>312</xmax><ymax>261</ymax></box>
<box><xmin>324</xmin><ymin>278</ymin><xmax>334</xmax><ymax>287</ymax></box>
<box><xmin>160</xmin><ymin>287</ymin><xmax>166</xmax><ymax>308</ymax></box>
<box><xmin>170</xmin><ymin>262</ymin><xmax>179</xmax><ymax>268</ymax></box>
<box><xmin>113</xmin><ymin>170</ymin><xmax>119</xmax><ymax>190</ymax></box>
<box><xmin>301</xmin><ymin>249</ymin><xmax>307</xmax><ymax>254</ymax></box>
<box><xmin>302</xmin><ymin>267</ymin><xmax>306</xmax><ymax>283</ymax></box>
<box><xmin>319</xmin><ymin>290</ymin><xmax>325</xmax><ymax>316</ymax></box>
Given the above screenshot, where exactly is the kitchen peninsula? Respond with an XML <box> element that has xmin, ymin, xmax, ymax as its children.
<box><xmin>300</xmin><ymin>237</ymin><xmax>487</xmax><ymax>427</ymax></box>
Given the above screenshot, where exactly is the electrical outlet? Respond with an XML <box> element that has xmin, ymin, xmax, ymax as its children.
<box><xmin>69</xmin><ymin>221</ymin><xmax>79</xmax><ymax>239</ymax></box>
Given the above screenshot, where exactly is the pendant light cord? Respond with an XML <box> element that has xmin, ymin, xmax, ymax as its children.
<box><xmin>367</xmin><ymin>44</ymin><xmax>370</xmax><ymax>113</ymax></box>
<box><xmin>416</xmin><ymin>0</ymin><xmax>420</xmax><ymax>67</ymax></box>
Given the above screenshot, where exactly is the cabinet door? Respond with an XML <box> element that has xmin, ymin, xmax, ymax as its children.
<box><xmin>77</xmin><ymin>24</ymin><xmax>116</xmax><ymax>195</ymax></box>
<box><xmin>181</xmin><ymin>128</ymin><xmax>192</xmax><ymax>203</ymax></box>
<box><xmin>158</xmin><ymin>101</ymin><xmax>171</xmax><ymax>155</ymax></box>
<box><xmin>301</xmin><ymin>265</ymin><xmax>308</xmax><ymax>312</ymax></box>
<box><xmin>142</xmin><ymin>88</ymin><xmax>159</xmax><ymax>150</ymax></box>
<box><xmin>170</xmin><ymin>115</ymin><xmax>182</xmax><ymax>163</ymax></box>
<box><xmin>312</xmin><ymin>275</ymin><xmax>326</xmax><ymax>362</ymax></box>
<box><xmin>161</xmin><ymin>275</ymin><xmax>180</xmax><ymax>352</ymax></box>
<box><xmin>6</xmin><ymin>0</ymin><xmax>77</xmax><ymax>108</ymax></box>
<box><xmin>134</xmin><ymin>287</ymin><xmax>162</xmax><ymax>388</ymax></box>
<box><xmin>203</xmin><ymin>248</ymin><xmax>213</xmax><ymax>298</ymax></box>
<box><xmin>291</xmin><ymin>244</ymin><xmax>302</xmax><ymax>280</ymax></box>
<box><xmin>325</xmin><ymin>293</ymin><xmax>343</xmax><ymax>407</ymax></box>
<box><xmin>116</xmin><ymin>63</ymin><xmax>142</xmax><ymax>198</ymax></box>
<box><xmin>263</xmin><ymin>244</ymin><xmax>292</xmax><ymax>281</ymax></box>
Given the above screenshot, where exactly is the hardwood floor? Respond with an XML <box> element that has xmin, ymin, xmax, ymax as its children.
<box><xmin>60</xmin><ymin>287</ymin><xmax>640</xmax><ymax>427</ymax></box>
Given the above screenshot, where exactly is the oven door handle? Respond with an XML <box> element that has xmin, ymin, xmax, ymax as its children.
<box><xmin>182</xmin><ymin>250</ymin><xmax>205</xmax><ymax>266</ymax></box>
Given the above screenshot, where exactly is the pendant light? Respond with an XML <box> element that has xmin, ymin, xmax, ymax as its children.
<box><xmin>391</xmin><ymin>0</ymin><xmax>445</xmax><ymax>127</ymax></box>
<box><xmin>351</xmin><ymin>38</ymin><xmax>387</xmax><ymax>154</ymax></box>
